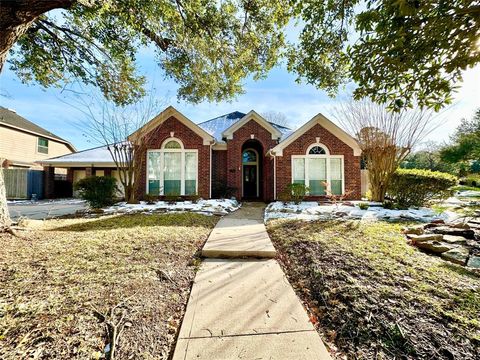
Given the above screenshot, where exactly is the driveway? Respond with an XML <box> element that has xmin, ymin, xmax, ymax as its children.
<box><xmin>8</xmin><ymin>199</ymin><xmax>87</xmax><ymax>220</ymax></box>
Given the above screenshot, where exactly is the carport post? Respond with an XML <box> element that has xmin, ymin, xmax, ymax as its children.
<box><xmin>43</xmin><ymin>166</ymin><xmax>55</xmax><ymax>199</ymax></box>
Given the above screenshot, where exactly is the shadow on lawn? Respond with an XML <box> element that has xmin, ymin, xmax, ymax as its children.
<box><xmin>51</xmin><ymin>212</ymin><xmax>218</xmax><ymax>232</ymax></box>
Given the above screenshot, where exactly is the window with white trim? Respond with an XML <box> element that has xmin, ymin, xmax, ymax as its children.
<box><xmin>147</xmin><ymin>139</ymin><xmax>198</xmax><ymax>196</ymax></box>
<box><xmin>292</xmin><ymin>144</ymin><xmax>344</xmax><ymax>195</ymax></box>
<box><xmin>38</xmin><ymin>137</ymin><xmax>49</xmax><ymax>154</ymax></box>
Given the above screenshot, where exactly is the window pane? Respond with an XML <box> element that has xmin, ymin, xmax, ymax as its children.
<box><xmin>148</xmin><ymin>152</ymin><xmax>161</xmax><ymax>195</ymax></box>
<box><xmin>292</xmin><ymin>158</ymin><xmax>305</xmax><ymax>184</ymax></box>
<box><xmin>330</xmin><ymin>158</ymin><xmax>343</xmax><ymax>195</ymax></box>
<box><xmin>163</xmin><ymin>152</ymin><xmax>181</xmax><ymax>195</ymax></box>
<box><xmin>308</xmin><ymin>146</ymin><xmax>326</xmax><ymax>155</ymax></box>
<box><xmin>185</xmin><ymin>152</ymin><xmax>197</xmax><ymax>195</ymax></box>
<box><xmin>38</xmin><ymin>137</ymin><xmax>49</xmax><ymax>154</ymax></box>
<box><xmin>242</xmin><ymin>150</ymin><xmax>257</xmax><ymax>163</ymax></box>
<box><xmin>308</xmin><ymin>158</ymin><xmax>326</xmax><ymax>195</ymax></box>
<box><xmin>164</xmin><ymin>140</ymin><xmax>181</xmax><ymax>149</ymax></box>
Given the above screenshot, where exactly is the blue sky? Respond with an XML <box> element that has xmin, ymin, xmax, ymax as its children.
<box><xmin>1</xmin><ymin>45</ymin><xmax>479</xmax><ymax>151</ymax></box>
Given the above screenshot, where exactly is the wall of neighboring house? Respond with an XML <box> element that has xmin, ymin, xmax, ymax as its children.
<box><xmin>0</xmin><ymin>125</ymin><xmax>72</xmax><ymax>170</ymax></box>
<box><xmin>275</xmin><ymin>123</ymin><xmax>362</xmax><ymax>200</ymax></box>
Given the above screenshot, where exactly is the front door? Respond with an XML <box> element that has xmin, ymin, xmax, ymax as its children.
<box><xmin>243</xmin><ymin>165</ymin><xmax>257</xmax><ymax>198</ymax></box>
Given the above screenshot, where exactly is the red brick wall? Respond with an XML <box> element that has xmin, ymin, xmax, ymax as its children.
<box><xmin>275</xmin><ymin>123</ymin><xmax>361</xmax><ymax>200</ymax></box>
<box><xmin>134</xmin><ymin>116</ymin><xmax>210</xmax><ymax>199</ymax></box>
<box><xmin>211</xmin><ymin>150</ymin><xmax>227</xmax><ymax>197</ymax></box>
<box><xmin>226</xmin><ymin>119</ymin><xmax>279</xmax><ymax>202</ymax></box>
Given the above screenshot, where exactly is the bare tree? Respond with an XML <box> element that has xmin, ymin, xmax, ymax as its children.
<box><xmin>0</xmin><ymin>159</ymin><xmax>11</xmax><ymax>230</ymax></box>
<box><xmin>72</xmin><ymin>90</ymin><xmax>164</xmax><ymax>203</ymax></box>
<box><xmin>335</xmin><ymin>100</ymin><xmax>437</xmax><ymax>202</ymax></box>
<box><xmin>262</xmin><ymin>111</ymin><xmax>290</xmax><ymax>128</ymax></box>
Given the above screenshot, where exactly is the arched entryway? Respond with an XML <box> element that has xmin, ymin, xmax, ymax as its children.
<box><xmin>241</xmin><ymin>140</ymin><xmax>263</xmax><ymax>200</ymax></box>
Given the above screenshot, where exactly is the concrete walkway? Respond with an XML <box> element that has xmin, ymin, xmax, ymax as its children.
<box><xmin>173</xmin><ymin>203</ymin><xmax>331</xmax><ymax>360</ymax></box>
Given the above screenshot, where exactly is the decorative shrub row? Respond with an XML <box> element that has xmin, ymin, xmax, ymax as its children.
<box><xmin>74</xmin><ymin>176</ymin><xmax>118</xmax><ymax>208</ymax></box>
<box><xmin>387</xmin><ymin>169</ymin><xmax>457</xmax><ymax>207</ymax></box>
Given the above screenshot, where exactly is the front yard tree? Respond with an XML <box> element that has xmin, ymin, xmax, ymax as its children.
<box><xmin>336</xmin><ymin>100</ymin><xmax>435</xmax><ymax>202</ymax></box>
<box><xmin>0</xmin><ymin>0</ymin><xmax>290</xmax><ymax>229</ymax></box>
<box><xmin>290</xmin><ymin>0</ymin><xmax>480</xmax><ymax>111</ymax></box>
<box><xmin>0</xmin><ymin>0</ymin><xmax>290</xmax><ymax>105</ymax></box>
<box><xmin>76</xmin><ymin>91</ymin><xmax>162</xmax><ymax>203</ymax></box>
<box><xmin>440</xmin><ymin>109</ymin><xmax>480</xmax><ymax>167</ymax></box>
<box><xmin>0</xmin><ymin>160</ymin><xmax>11</xmax><ymax>231</ymax></box>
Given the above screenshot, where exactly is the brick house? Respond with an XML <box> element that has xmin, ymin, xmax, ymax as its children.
<box><xmin>130</xmin><ymin>106</ymin><xmax>362</xmax><ymax>201</ymax></box>
<box><xmin>41</xmin><ymin>106</ymin><xmax>362</xmax><ymax>201</ymax></box>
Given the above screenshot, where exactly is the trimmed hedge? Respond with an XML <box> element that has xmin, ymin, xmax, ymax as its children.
<box><xmin>387</xmin><ymin>169</ymin><xmax>457</xmax><ymax>207</ymax></box>
<box><xmin>74</xmin><ymin>176</ymin><xmax>118</xmax><ymax>208</ymax></box>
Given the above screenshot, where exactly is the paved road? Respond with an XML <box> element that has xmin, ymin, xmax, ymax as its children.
<box><xmin>8</xmin><ymin>200</ymin><xmax>87</xmax><ymax>220</ymax></box>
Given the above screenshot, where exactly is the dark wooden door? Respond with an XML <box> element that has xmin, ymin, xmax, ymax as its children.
<box><xmin>243</xmin><ymin>165</ymin><xmax>257</xmax><ymax>198</ymax></box>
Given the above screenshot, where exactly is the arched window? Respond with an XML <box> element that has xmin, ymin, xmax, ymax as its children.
<box><xmin>292</xmin><ymin>143</ymin><xmax>344</xmax><ymax>196</ymax></box>
<box><xmin>242</xmin><ymin>149</ymin><xmax>257</xmax><ymax>163</ymax></box>
<box><xmin>308</xmin><ymin>146</ymin><xmax>327</xmax><ymax>155</ymax></box>
<box><xmin>147</xmin><ymin>138</ymin><xmax>197</xmax><ymax>196</ymax></box>
<box><xmin>164</xmin><ymin>140</ymin><xmax>182</xmax><ymax>149</ymax></box>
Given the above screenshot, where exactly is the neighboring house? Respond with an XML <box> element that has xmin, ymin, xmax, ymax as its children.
<box><xmin>40</xmin><ymin>106</ymin><xmax>362</xmax><ymax>201</ymax></box>
<box><xmin>0</xmin><ymin>107</ymin><xmax>75</xmax><ymax>169</ymax></box>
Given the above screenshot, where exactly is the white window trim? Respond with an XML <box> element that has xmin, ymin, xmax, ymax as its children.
<box><xmin>37</xmin><ymin>137</ymin><xmax>49</xmax><ymax>154</ymax></box>
<box><xmin>146</xmin><ymin>138</ymin><xmax>199</xmax><ymax>196</ymax></box>
<box><xmin>241</xmin><ymin>148</ymin><xmax>260</xmax><ymax>198</ymax></box>
<box><xmin>291</xmin><ymin>143</ymin><xmax>345</xmax><ymax>195</ymax></box>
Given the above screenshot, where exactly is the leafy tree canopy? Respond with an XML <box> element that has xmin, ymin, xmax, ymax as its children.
<box><xmin>440</xmin><ymin>109</ymin><xmax>480</xmax><ymax>163</ymax></box>
<box><xmin>289</xmin><ymin>0</ymin><xmax>480</xmax><ymax>110</ymax></box>
<box><xmin>1</xmin><ymin>0</ymin><xmax>290</xmax><ymax>105</ymax></box>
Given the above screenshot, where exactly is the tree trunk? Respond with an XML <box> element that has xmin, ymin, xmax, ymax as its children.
<box><xmin>0</xmin><ymin>0</ymin><xmax>75</xmax><ymax>71</ymax></box>
<box><xmin>0</xmin><ymin>163</ymin><xmax>11</xmax><ymax>229</ymax></box>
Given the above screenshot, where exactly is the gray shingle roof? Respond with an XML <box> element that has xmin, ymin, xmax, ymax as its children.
<box><xmin>0</xmin><ymin>107</ymin><xmax>74</xmax><ymax>150</ymax></box>
<box><xmin>197</xmin><ymin>111</ymin><xmax>292</xmax><ymax>142</ymax></box>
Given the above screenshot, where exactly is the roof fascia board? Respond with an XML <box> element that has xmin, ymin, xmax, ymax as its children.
<box><xmin>129</xmin><ymin>106</ymin><xmax>214</xmax><ymax>145</ymax></box>
<box><xmin>271</xmin><ymin>113</ymin><xmax>362</xmax><ymax>156</ymax></box>
<box><xmin>222</xmin><ymin>110</ymin><xmax>282</xmax><ymax>140</ymax></box>
<box><xmin>0</xmin><ymin>122</ymin><xmax>76</xmax><ymax>151</ymax></box>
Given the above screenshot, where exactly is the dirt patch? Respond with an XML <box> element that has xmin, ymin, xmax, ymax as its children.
<box><xmin>267</xmin><ymin>219</ymin><xmax>480</xmax><ymax>360</ymax></box>
<box><xmin>0</xmin><ymin>213</ymin><xmax>218</xmax><ymax>359</ymax></box>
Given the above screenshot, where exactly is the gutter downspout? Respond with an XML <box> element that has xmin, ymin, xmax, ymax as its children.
<box><xmin>267</xmin><ymin>149</ymin><xmax>276</xmax><ymax>200</ymax></box>
<box><xmin>209</xmin><ymin>140</ymin><xmax>216</xmax><ymax>198</ymax></box>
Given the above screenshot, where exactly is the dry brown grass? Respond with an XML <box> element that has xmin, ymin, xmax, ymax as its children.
<box><xmin>268</xmin><ymin>219</ymin><xmax>480</xmax><ymax>360</ymax></box>
<box><xmin>0</xmin><ymin>213</ymin><xmax>218</xmax><ymax>359</ymax></box>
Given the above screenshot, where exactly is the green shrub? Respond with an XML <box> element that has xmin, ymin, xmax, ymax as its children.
<box><xmin>74</xmin><ymin>176</ymin><xmax>118</xmax><ymax>208</ymax></box>
<box><xmin>358</xmin><ymin>202</ymin><xmax>370</xmax><ymax>210</ymax></box>
<box><xmin>382</xmin><ymin>199</ymin><xmax>396</xmax><ymax>209</ymax></box>
<box><xmin>387</xmin><ymin>169</ymin><xmax>457</xmax><ymax>207</ymax></box>
<box><xmin>143</xmin><ymin>193</ymin><xmax>158</xmax><ymax>204</ymax></box>
<box><xmin>278</xmin><ymin>183</ymin><xmax>309</xmax><ymax>204</ymax></box>
<box><xmin>461</xmin><ymin>175</ymin><xmax>480</xmax><ymax>188</ymax></box>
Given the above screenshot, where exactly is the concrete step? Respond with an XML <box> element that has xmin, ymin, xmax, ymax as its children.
<box><xmin>201</xmin><ymin>218</ymin><xmax>276</xmax><ymax>258</ymax></box>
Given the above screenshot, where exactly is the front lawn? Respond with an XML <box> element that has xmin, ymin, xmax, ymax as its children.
<box><xmin>267</xmin><ymin>220</ymin><xmax>480</xmax><ymax>359</ymax></box>
<box><xmin>0</xmin><ymin>213</ymin><xmax>218</xmax><ymax>359</ymax></box>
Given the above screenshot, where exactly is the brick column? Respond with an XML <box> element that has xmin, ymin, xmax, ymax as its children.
<box><xmin>85</xmin><ymin>167</ymin><xmax>93</xmax><ymax>177</ymax></box>
<box><xmin>104</xmin><ymin>168</ymin><xmax>112</xmax><ymax>177</ymax></box>
<box><xmin>43</xmin><ymin>166</ymin><xmax>55</xmax><ymax>199</ymax></box>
